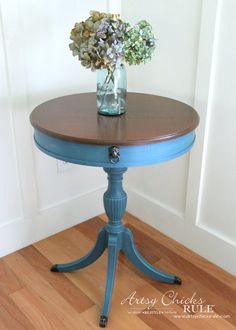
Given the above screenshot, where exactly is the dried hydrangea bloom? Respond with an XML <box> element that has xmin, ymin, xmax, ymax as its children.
<box><xmin>69</xmin><ymin>11</ymin><xmax>156</xmax><ymax>71</ymax></box>
<box><xmin>123</xmin><ymin>20</ymin><xmax>156</xmax><ymax>65</ymax></box>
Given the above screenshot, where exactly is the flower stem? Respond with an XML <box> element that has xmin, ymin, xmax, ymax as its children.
<box><xmin>99</xmin><ymin>67</ymin><xmax>116</xmax><ymax>110</ymax></box>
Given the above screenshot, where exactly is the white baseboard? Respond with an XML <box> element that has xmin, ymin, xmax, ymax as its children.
<box><xmin>0</xmin><ymin>186</ymin><xmax>106</xmax><ymax>257</ymax></box>
<box><xmin>126</xmin><ymin>186</ymin><xmax>236</xmax><ymax>275</ymax></box>
<box><xmin>2</xmin><ymin>183</ymin><xmax>235</xmax><ymax>275</ymax></box>
<box><xmin>126</xmin><ymin>185</ymin><xmax>184</xmax><ymax>238</ymax></box>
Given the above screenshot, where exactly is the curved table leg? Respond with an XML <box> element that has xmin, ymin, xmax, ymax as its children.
<box><xmin>50</xmin><ymin>167</ymin><xmax>181</xmax><ymax>328</ymax></box>
<box><xmin>99</xmin><ymin>234</ymin><xmax>119</xmax><ymax>328</ymax></box>
<box><xmin>122</xmin><ymin>228</ymin><xmax>181</xmax><ymax>284</ymax></box>
<box><xmin>51</xmin><ymin>227</ymin><xmax>107</xmax><ymax>272</ymax></box>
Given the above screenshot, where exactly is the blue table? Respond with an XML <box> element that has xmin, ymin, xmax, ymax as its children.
<box><xmin>30</xmin><ymin>92</ymin><xmax>199</xmax><ymax>327</ymax></box>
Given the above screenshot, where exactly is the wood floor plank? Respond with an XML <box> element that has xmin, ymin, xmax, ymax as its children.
<box><xmin>0</xmin><ymin>292</ymin><xmax>35</xmax><ymax>330</ymax></box>
<box><xmin>75</xmin><ymin>216</ymin><xmax>105</xmax><ymax>241</ymax></box>
<box><xmin>20</xmin><ymin>245</ymin><xmax>94</xmax><ymax>313</ymax></box>
<box><xmin>0</xmin><ymin>305</ymin><xmax>29</xmax><ymax>330</ymax></box>
<box><xmin>1</xmin><ymin>213</ymin><xmax>235</xmax><ymax>329</ymax></box>
<box><xmin>4</xmin><ymin>252</ymin><xmax>93</xmax><ymax>330</ymax></box>
<box><xmin>0</xmin><ymin>259</ymin><xmax>24</xmax><ymax>295</ymax></box>
<box><xmin>34</xmin><ymin>233</ymin><xmax>108</xmax><ymax>307</ymax></box>
<box><xmin>10</xmin><ymin>287</ymin><xmax>66</xmax><ymax>330</ymax></box>
<box><xmin>139</xmin><ymin>309</ymin><xmax>181</xmax><ymax>330</ymax></box>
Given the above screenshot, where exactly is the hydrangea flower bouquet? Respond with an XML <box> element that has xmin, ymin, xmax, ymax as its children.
<box><xmin>69</xmin><ymin>10</ymin><xmax>156</xmax><ymax>115</ymax></box>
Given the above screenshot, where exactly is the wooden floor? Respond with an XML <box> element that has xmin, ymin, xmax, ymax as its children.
<box><xmin>0</xmin><ymin>213</ymin><xmax>235</xmax><ymax>329</ymax></box>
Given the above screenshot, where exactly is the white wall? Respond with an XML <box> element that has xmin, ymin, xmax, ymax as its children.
<box><xmin>0</xmin><ymin>0</ymin><xmax>121</xmax><ymax>256</ymax></box>
<box><xmin>198</xmin><ymin>0</ymin><xmax>236</xmax><ymax>245</ymax></box>
<box><xmin>122</xmin><ymin>0</ymin><xmax>202</xmax><ymax>219</ymax></box>
<box><xmin>123</xmin><ymin>0</ymin><xmax>236</xmax><ymax>275</ymax></box>
<box><xmin>1</xmin><ymin>0</ymin><xmax>235</xmax><ymax>276</ymax></box>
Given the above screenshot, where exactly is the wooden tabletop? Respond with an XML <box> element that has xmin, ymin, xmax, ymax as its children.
<box><xmin>30</xmin><ymin>93</ymin><xmax>199</xmax><ymax>146</ymax></box>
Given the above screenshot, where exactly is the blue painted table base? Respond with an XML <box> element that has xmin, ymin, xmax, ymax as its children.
<box><xmin>51</xmin><ymin>167</ymin><xmax>181</xmax><ymax>327</ymax></box>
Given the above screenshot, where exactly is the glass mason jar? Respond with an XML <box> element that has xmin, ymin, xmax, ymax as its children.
<box><xmin>97</xmin><ymin>63</ymin><xmax>127</xmax><ymax>116</ymax></box>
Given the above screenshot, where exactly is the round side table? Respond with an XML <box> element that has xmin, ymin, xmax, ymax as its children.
<box><xmin>30</xmin><ymin>92</ymin><xmax>199</xmax><ymax>327</ymax></box>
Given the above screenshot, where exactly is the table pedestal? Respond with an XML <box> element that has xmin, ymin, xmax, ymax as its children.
<box><xmin>51</xmin><ymin>167</ymin><xmax>181</xmax><ymax>327</ymax></box>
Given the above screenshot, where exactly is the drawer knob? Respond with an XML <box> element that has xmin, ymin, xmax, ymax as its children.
<box><xmin>109</xmin><ymin>146</ymin><xmax>120</xmax><ymax>163</ymax></box>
